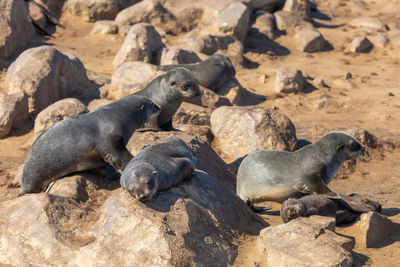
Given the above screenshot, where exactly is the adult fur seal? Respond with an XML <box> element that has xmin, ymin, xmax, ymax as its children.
<box><xmin>19</xmin><ymin>95</ymin><xmax>161</xmax><ymax>195</ymax></box>
<box><xmin>280</xmin><ymin>194</ymin><xmax>381</xmax><ymax>224</ymax></box>
<box><xmin>237</xmin><ymin>132</ymin><xmax>362</xmax><ymax>211</ymax></box>
<box><xmin>136</xmin><ymin>67</ymin><xmax>200</xmax><ymax>131</ymax></box>
<box><xmin>158</xmin><ymin>54</ymin><xmax>236</xmax><ymax>91</ymax></box>
<box><xmin>120</xmin><ymin>137</ymin><xmax>195</xmax><ymax>202</ymax></box>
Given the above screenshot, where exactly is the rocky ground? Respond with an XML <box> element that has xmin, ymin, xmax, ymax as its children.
<box><xmin>0</xmin><ymin>0</ymin><xmax>399</xmax><ymax>266</ymax></box>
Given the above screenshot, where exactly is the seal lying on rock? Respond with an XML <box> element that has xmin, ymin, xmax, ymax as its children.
<box><xmin>237</xmin><ymin>132</ymin><xmax>362</xmax><ymax>211</ymax></box>
<box><xmin>136</xmin><ymin>67</ymin><xmax>200</xmax><ymax>131</ymax></box>
<box><xmin>120</xmin><ymin>137</ymin><xmax>195</xmax><ymax>202</ymax></box>
<box><xmin>158</xmin><ymin>54</ymin><xmax>236</xmax><ymax>91</ymax></box>
<box><xmin>19</xmin><ymin>95</ymin><xmax>161</xmax><ymax>195</ymax></box>
<box><xmin>280</xmin><ymin>194</ymin><xmax>382</xmax><ymax>224</ymax></box>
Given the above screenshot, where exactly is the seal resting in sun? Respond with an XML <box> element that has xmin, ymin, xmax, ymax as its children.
<box><xmin>120</xmin><ymin>137</ymin><xmax>195</xmax><ymax>202</ymax></box>
<box><xmin>19</xmin><ymin>95</ymin><xmax>160</xmax><ymax>195</ymax></box>
<box><xmin>236</xmin><ymin>132</ymin><xmax>362</xmax><ymax>211</ymax></box>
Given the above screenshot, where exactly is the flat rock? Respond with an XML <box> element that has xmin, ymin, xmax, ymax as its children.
<box><xmin>6</xmin><ymin>46</ymin><xmax>94</xmax><ymax>115</ymax></box>
<box><xmin>296</xmin><ymin>27</ymin><xmax>330</xmax><ymax>52</ymax></box>
<box><xmin>350</xmin><ymin>36</ymin><xmax>373</xmax><ymax>53</ymax></box>
<box><xmin>0</xmin><ymin>0</ymin><xmax>37</xmax><ymax>59</ymax></box>
<box><xmin>160</xmin><ymin>46</ymin><xmax>201</xmax><ymax>65</ymax></box>
<box><xmin>216</xmin><ymin>2</ymin><xmax>250</xmax><ymax>42</ymax></box>
<box><xmin>110</xmin><ymin>61</ymin><xmax>163</xmax><ymax>100</ymax></box>
<box><xmin>33</xmin><ymin>98</ymin><xmax>88</xmax><ymax>139</ymax></box>
<box><xmin>173</xmin><ymin>102</ymin><xmax>213</xmax><ymax>126</ymax></box>
<box><xmin>283</xmin><ymin>0</ymin><xmax>311</xmax><ymax>21</ymax></box>
<box><xmin>349</xmin><ymin>17</ymin><xmax>386</xmax><ymax>32</ymax></box>
<box><xmin>185</xmin><ymin>86</ymin><xmax>232</xmax><ymax>109</ymax></box>
<box><xmin>275</xmin><ymin>67</ymin><xmax>306</xmax><ymax>93</ymax></box>
<box><xmin>112</xmin><ymin>23</ymin><xmax>164</xmax><ymax>68</ymax></box>
<box><xmin>257</xmin><ymin>216</ymin><xmax>353</xmax><ymax>267</ymax></box>
<box><xmin>90</xmin><ymin>20</ymin><xmax>118</xmax><ymax>35</ymax></box>
<box><xmin>210</xmin><ymin>106</ymin><xmax>297</xmax><ymax>159</ymax></box>
<box><xmin>0</xmin><ymin>92</ymin><xmax>28</xmax><ymax>138</ymax></box>
<box><xmin>274</xmin><ymin>10</ymin><xmax>308</xmax><ymax>31</ymax></box>
<box><xmin>68</xmin><ymin>0</ymin><xmax>119</xmax><ymax>21</ymax></box>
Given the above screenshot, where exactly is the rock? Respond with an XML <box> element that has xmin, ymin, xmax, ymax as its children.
<box><xmin>173</xmin><ymin>102</ymin><xmax>213</xmax><ymax>127</ymax></box>
<box><xmin>70</xmin><ymin>172</ymin><xmax>265</xmax><ymax>266</ymax></box>
<box><xmin>0</xmin><ymin>92</ymin><xmax>28</xmax><ymax>138</ymax></box>
<box><xmin>112</xmin><ymin>23</ymin><xmax>164</xmax><ymax>68</ymax></box>
<box><xmin>109</xmin><ymin>61</ymin><xmax>163</xmax><ymax>100</ymax></box>
<box><xmin>210</xmin><ymin>106</ymin><xmax>297</xmax><ymax>159</ymax></box>
<box><xmin>90</xmin><ymin>20</ymin><xmax>118</xmax><ymax>35</ymax></box>
<box><xmin>253</xmin><ymin>12</ymin><xmax>276</xmax><ymax>39</ymax></box>
<box><xmin>257</xmin><ymin>216</ymin><xmax>353</xmax><ymax>267</ymax></box>
<box><xmin>127</xmin><ymin>131</ymin><xmax>236</xmax><ymax>191</ymax></box>
<box><xmin>0</xmin><ymin>194</ymin><xmax>85</xmax><ymax>265</ymax></box>
<box><xmin>160</xmin><ymin>46</ymin><xmax>201</xmax><ymax>65</ymax></box>
<box><xmin>0</xmin><ymin>0</ymin><xmax>37</xmax><ymax>59</ymax></box>
<box><xmin>274</xmin><ymin>10</ymin><xmax>306</xmax><ymax>31</ymax></box>
<box><xmin>217</xmin><ymin>2</ymin><xmax>250</xmax><ymax>42</ymax></box>
<box><xmin>349</xmin><ymin>17</ymin><xmax>386</xmax><ymax>32</ymax></box>
<box><xmin>275</xmin><ymin>67</ymin><xmax>306</xmax><ymax>93</ymax></box>
<box><xmin>33</xmin><ymin>98</ymin><xmax>88</xmax><ymax>139</ymax></box>
<box><xmin>332</xmin><ymin>78</ymin><xmax>355</xmax><ymax>90</ymax></box>
<box><xmin>374</xmin><ymin>34</ymin><xmax>389</xmax><ymax>48</ymax></box>
<box><xmin>34</xmin><ymin>0</ymin><xmax>65</xmax><ymax>18</ymax></box>
<box><xmin>167</xmin><ymin>5</ymin><xmax>204</xmax><ymax>35</ymax></box>
<box><xmin>353</xmin><ymin>212</ymin><xmax>400</xmax><ymax>248</ymax></box>
<box><xmin>6</xmin><ymin>46</ymin><xmax>94</xmax><ymax>115</ymax></box>
<box><xmin>28</xmin><ymin>0</ymin><xmax>47</xmax><ymax>29</ymax></box>
<box><xmin>9</xmin><ymin>163</ymin><xmax>23</xmax><ymax>187</ymax></box>
<box><xmin>350</xmin><ymin>36</ymin><xmax>373</xmax><ymax>53</ymax></box>
<box><xmin>251</xmin><ymin>0</ymin><xmax>278</xmax><ymax>12</ymax></box>
<box><xmin>67</xmin><ymin>0</ymin><xmax>119</xmax><ymax>21</ymax></box>
<box><xmin>174</xmin><ymin>124</ymin><xmax>214</xmax><ymax>144</ymax></box>
<box><xmin>87</xmin><ymin>99</ymin><xmax>112</xmax><ymax>111</ymax></box>
<box><xmin>295</xmin><ymin>27</ymin><xmax>330</xmax><ymax>52</ymax></box>
<box><xmin>216</xmin><ymin>77</ymin><xmax>266</xmax><ymax>106</ymax></box>
<box><xmin>185</xmin><ymin>86</ymin><xmax>232</xmax><ymax>109</ymax></box>
<box><xmin>114</xmin><ymin>0</ymin><xmax>175</xmax><ymax>28</ymax></box>
<box><xmin>283</xmin><ymin>0</ymin><xmax>311</xmax><ymax>21</ymax></box>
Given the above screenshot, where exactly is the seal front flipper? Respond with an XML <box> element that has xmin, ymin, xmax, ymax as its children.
<box><xmin>100</xmin><ymin>135</ymin><xmax>133</xmax><ymax>172</ymax></box>
<box><xmin>306</xmin><ymin>172</ymin><xmax>341</xmax><ymax>199</ymax></box>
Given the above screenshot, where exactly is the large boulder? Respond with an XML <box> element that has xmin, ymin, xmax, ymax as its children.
<box><xmin>216</xmin><ymin>2</ymin><xmax>250</xmax><ymax>42</ymax></box>
<box><xmin>112</xmin><ymin>23</ymin><xmax>164</xmax><ymax>68</ymax></box>
<box><xmin>33</xmin><ymin>98</ymin><xmax>88</xmax><ymax>139</ymax></box>
<box><xmin>109</xmin><ymin>61</ymin><xmax>163</xmax><ymax>100</ymax></box>
<box><xmin>0</xmin><ymin>0</ymin><xmax>37</xmax><ymax>59</ymax></box>
<box><xmin>6</xmin><ymin>46</ymin><xmax>94</xmax><ymax>115</ymax></box>
<box><xmin>210</xmin><ymin>106</ymin><xmax>297</xmax><ymax>159</ymax></box>
<box><xmin>0</xmin><ymin>91</ymin><xmax>28</xmax><ymax>138</ymax></box>
<box><xmin>67</xmin><ymin>0</ymin><xmax>119</xmax><ymax>21</ymax></box>
<box><xmin>257</xmin><ymin>216</ymin><xmax>353</xmax><ymax>266</ymax></box>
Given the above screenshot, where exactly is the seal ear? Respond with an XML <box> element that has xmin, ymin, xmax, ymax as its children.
<box><xmin>140</xmin><ymin>104</ymin><xmax>145</xmax><ymax>110</ymax></box>
<box><xmin>336</xmin><ymin>143</ymin><xmax>345</xmax><ymax>151</ymax></box>
<box><xmin>169</xmin><ymin>81</ymin><xmax>176</xmax><ymax>87</ymax></box>
<box><xmin>152</xmin><ymin>170</ymin><xmax>159</xmax><ymax>175</ymax></box>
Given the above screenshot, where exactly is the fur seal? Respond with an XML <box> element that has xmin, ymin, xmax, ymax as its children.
<box><xmin>136</xmin><ymin>67</ymin><xmax>200</xmax><ymax>131</ymax></box>
<box><xmin>237</xmin><ymin>132</ymin><xmax>362</xmax><ymax>210</ymax></box>
<box><xmin>158</xmin><ymin>54</ymin><xmax>236</xmax><ymax>91</ymax></box>
<box><xmin>19</xmin><ymin>95</ymin><xmax>161</xmax><ymax>195</ymax></box>
<box><xmin>280</xmin><ymin>194</ymin><xmax>382</xmax><ymax>225</ymax></box>
<box><xmin>120</xmin><ymin>137</ymin><xmax>195</xmax><ymax>201</ymax></box>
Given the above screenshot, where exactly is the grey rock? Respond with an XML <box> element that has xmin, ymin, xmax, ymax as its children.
<box><xmin>296</xmin><ymin>27</ymin><xmax>330</xmax><ymax>52</ymax></box>
<box><xmin>350</xmin><ymin>36</ymin><xmax>373</xmax><ymax>53</ymax></box>
<box><xmin>275</xmin><ymin>67</ymin><xmax>306</xmax><ymax>93</ymax></box>
<box><xmin>217</xmin><ymin>2</ymin><xmax>250</xmax><ymax>42</ymax></box>
<box><xmin>68</xmin><ymin>0</ymin><xmax>119</xmax><ymax>21</ymax></box>
<box><xmin>90</xmin><ymin>20</ymin><xmax>118</xmax><ymax>35</ymax></box>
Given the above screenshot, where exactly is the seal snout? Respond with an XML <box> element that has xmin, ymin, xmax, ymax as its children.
<box><xmin>350</xmin><ymin>140</ymin><xmax>362</xmax><ymax>152</ymax></box>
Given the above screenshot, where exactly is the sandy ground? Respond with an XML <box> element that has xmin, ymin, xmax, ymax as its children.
<box><xmin>0</xmin><ymin>1</ymin><xmax>399</xmax><ymax>266</ymax></box>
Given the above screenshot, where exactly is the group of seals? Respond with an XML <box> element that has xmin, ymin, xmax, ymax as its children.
<box><xmin>120</xmin><ymin>137</ymin><xmax>195</xmax><ymax>201</ymax></box>
<box><xmin>280</xmin><ymin>194</ymin><xmax>381</xmax><ymax>224</ymax></box>
<box><xmin>159</xmin><ymin>54</ymin><xmax>236</xmax><ymax>91</ymax></box>
<box><xmin>19</xmin><ymin>67</ymin><xmax>199</xmax><ymax>196</ymax></box>
<box><xmin>236</xmin><ymin>132</ymin><xmax>362</xmax><ymax>211</ymax></box>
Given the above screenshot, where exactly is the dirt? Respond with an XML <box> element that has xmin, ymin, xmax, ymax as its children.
<box><xmin>0</xmin><ymin>1</ymin><xmax>399</xmax><ymax>266</ymax></box>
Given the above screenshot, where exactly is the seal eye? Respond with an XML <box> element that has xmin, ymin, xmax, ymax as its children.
<box><xmin>182</xmin><ymin>83</ymin><xmax>191</xmax><ymax>91</ymax></box>
<box><xmin>147</xmin><ymin>179</ymin><xmax>154</xmax><ymax>188</ymax></box>
<box><xmin>169</xmin><ymin>81</ymin><xmax>176</xmax><ymax>87</ymax></box>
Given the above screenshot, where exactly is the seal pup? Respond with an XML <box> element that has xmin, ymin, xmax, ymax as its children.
<box><xmin>280</xmin><ymin>194</ymin><xmax>382</xmax><ymax>225</ymax></box>
<box><xmin>19</xmin><ymin>95</ymin><xmax>161</xmax><ymax>195</ymax></box>
<box><xmin>135</xmin><ymin>67</ymin><xmax>200</xmax><ymax>131</ymax></box>
<box><xmin>158</xmin><ymin>54</ymin><xmax>236</xmax><ymax>91</ymax></box>
<box><xmin>120</xmin><ymin>137</ymin><xmax>195</xmax><ymax>202</ymax></box>
<box><xmin>237</xmin><ymin>132</ymin><xmax>362</xmax><ymax>211</ymax></box>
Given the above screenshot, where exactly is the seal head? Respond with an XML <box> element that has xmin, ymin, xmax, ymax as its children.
<box><xmin>165</xmin><ymin>67</ymin><xmax>200</xmax><ymax>99</ymax></box>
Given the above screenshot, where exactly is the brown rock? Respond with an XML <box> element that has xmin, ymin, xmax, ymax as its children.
<box><xmin>185</xmin><ymin>86</ymin><xmax>232</xmax><ymax>109</ymax></box>
<box><xmin>87</xmin><ymin>99</ymin><xmax>113</xmax><ymax>111</ymax></box>
<box><xmin>283</xmin><ymin>0</ymin><xmax>311</xmax><ymax>21</ymax></box>
<box><xmin>349</xmin><ymin>17</ymin><xmax>386</xmax><ymax>32</ymax></box>
<box><xmin>112</xmin><ymin>23</ymin><xmax>164</xmax><ymax>68</ymax></box>
<box><xmin>160</xmin><ymin>46</ymin><xmax>201</xmax><ymax>65</ymax></box>
<box><xmin>210</xmin><ymin>106</ymin><xmax>297</xmax><ymax>159</ymax></box>
<box><xmin>274</xmin><ymin>10</ymin><xmax>306</xmax><ymax>31</ymax></box>
<box><xmin>296</xmin><ymin>27</ymin><xmax>330</xmax><ymax>52</ymax></box>
<box><xmin>275</xmin><ymin>67</ymin><xmax>306</xmax><ymax>93</ymax></box>
<box><xmin>350</xmin><ymin>36</ymin><xmax>373</xmax><ymax>53</ymax></box>
<box><xmin>68</xmin><ymin>0</ymin><xmax>119</xmax><ymax>21</ymax></box>
<box><xmin>90</xmin><ymin>20</ymin><xmax>118</xmax><ymax>35</ymax></box>
<box><xmin>217</xmin><ymin>2</ymin><xmax>250</xmax><ymax>42</ymax></box>
<box><xmin>33</xmin><ymin>98</ymin><xmax>88</xmax><ymax>139</ymax></box>
<box><xmin>0</xmin><ymin>0</ymin><xmax>37</xmax><ymax>59</ymax></box>
<box><xmin>253</xmin><ymin>12</ymin><xmax>276</xmax><ymax>39</ymax></box>
<box><xmin>257</xmin><ymin>216</ymin><xmax>353</xmax><ymax>267</ymax></box>
<box><xmin>0</xmin><ymin>91</ymin><xmax>28</xmax><ymax>138</ymax></box>
<box><xmin>6</xmin><ymin>46</ymin><xmax>94</xmax><ymax>115</ymax></box>
<box><xmin>173</xmin><ymin>102</ymin><xmax>213</xmax><ymax>126</ymax></box>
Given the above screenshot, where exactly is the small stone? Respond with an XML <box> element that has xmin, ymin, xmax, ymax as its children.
<box><xmin>295</xmin><ymin>27</ymin><xmax>330</xmax><ymax>52</ymax></box>
<box><xmin>253</xmin><ymin>12</ymin><xmax>275</xmax><ymax>39</ymax></box>
<box><xmin>274</xmin><ymin>68</ymin><xmax>306</xmax><ymax>93</ymax></box>
<box><xmin>345</xmin><ymin>72</ymin><xmax>352</xmax><ymax>79</ymax></box>
<box><xmin>374</xmin><ymin>34</ymin><xmax>389</xmax><ymax>48</ymax></box>
<box><xmin>91</xmin><ymin>20</ymin><xmax>118</xmax><ymax>35</ymax></box>
<box><xmin>349</xmin><ymin>17</ymin><xmax>386</xmax><ymax>32</ymax></box>
<box><xmin>350</xmin><ymin>36</ymin><xmax>373</xmax><ymax>53</ymax></box>
<box><xmin>274</xmin><ymin>10</ymin><xmax>304</xmax><ymax>31</ymax></box>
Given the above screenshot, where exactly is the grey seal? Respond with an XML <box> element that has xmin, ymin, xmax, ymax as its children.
<box><xmin>237</xmin><ymin>132</ymin><xmax>362</xmax><ymax>210</ymax></box>
<box><xmin>120</xmin><ymin>137</ymin><xmax>195</xmax><ymax>201</ymax></box>
<box><xmin>281</xmin><ymin>194</ymin><xmax>381</xmax><ymax>225</ymax></box>
<box><xmin>19</xmin><ymin>95</ymin><xmax>161</xmax><ymax>195</ymax></box>
<box><xmin>136</xmin><ymin>67</ymin><xmax>200</xmax><ymax>131</ymax></box>
<box><xmin>158</xmin><ymin>54</ymin><xmax>236</xmax><ymax>91</ymax></box>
